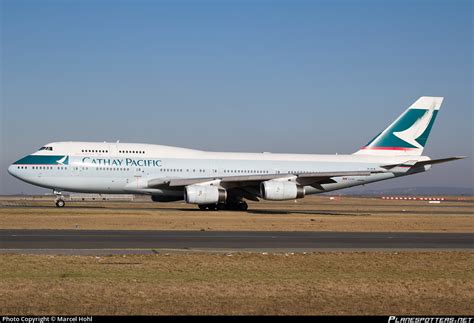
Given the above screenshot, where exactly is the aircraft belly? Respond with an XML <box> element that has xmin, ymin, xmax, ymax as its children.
<box><xmin>29</xmin><ymin>176</ymin><xmax>128</xmax><ymax>193</ymax></box>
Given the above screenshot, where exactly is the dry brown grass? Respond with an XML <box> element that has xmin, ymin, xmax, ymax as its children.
<box><xmin>0</xmin><ymin>252</ymin><xmax>472</xmax><ymax>315</ymax></box>
<box><xmin>1</xmin><ymin>196</ymin><xmax>472</xmax><ymax>232</ymax></box>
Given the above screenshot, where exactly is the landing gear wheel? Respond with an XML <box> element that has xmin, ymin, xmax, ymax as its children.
<box><xmin>225</xmin><ymin>201</ymin><xmax>248</xmax><ymax>211</ymax></box>
<box><xmin>55</xmin><ymin>199</ymin><xmax>65</xmax><ymax>208</ymax></box>
<box><xmin>53</xmin><ymin>189</ymin><xmax>65</xmax><ymax>208</ymax></box>
<box><xmin>198</xmin><ymin>205</ymin><xmax>207</xmax><ymax>210</ymax></box>
<box><xmin>238</xmin><ymin>202</ymin><xmax>248</xmax><ymax>211</ymax></box>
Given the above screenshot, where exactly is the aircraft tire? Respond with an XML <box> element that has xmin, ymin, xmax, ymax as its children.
<box><xmin>238</xmin><ymin>202</ymin><xmax>248</xmax><ymax>211</ymax></box>
<box><xmin>55</xmin><ymin>199</ymin><xmax>65</xmax><ymax>208</ymax></box>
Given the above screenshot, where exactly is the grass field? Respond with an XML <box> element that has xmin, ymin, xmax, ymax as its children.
<box><xmin>1</xmin><ymin>195</ymin><xmax>472</xmax><ymax>315</ymax></box>
<box><xmin>0</xmin><ymin>252</ymin><xmax>472</xmax><ymax>315</ymax></box>
<box><xmin>1</xmin><ymin>195</ymin><xmax>472</xmax><ymax>232</ymax></box>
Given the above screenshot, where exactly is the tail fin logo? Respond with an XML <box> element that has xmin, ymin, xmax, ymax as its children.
<box><xmin>354</xmin><ymin>96</ymin><xmax>443</xmax><ymax>156</ymax></box>
<box><xmin>56</xmin><ymin>156</ymin><xmax>69</xmax><ymax>165</ymax></box>
<box><xmin>392</xmin><ymin>101</ymin><xmax>436</xmax><ymax>149</ymax></box>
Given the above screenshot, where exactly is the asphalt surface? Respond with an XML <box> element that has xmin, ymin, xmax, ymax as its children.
<box><xmin>0</xmin><ymin>230</ymin><xmax>472</xmax><ymax>254</ymax></box>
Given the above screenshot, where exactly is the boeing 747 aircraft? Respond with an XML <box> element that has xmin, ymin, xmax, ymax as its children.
<box><xmin>8</xmin><ymin>97</ymin><xmax>464</xmax><ymax>210</ymax></box>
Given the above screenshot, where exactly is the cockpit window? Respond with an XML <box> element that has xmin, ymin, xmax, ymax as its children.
<box><xmin>39</xmin><ymin>147</ymin><xmax>53</xmax><ymax>151</ymax></box>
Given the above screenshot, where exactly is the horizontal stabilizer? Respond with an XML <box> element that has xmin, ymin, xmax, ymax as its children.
<box><xmin>382</xmin><ymin>156</ymin><xmax>466</xmax><ymax>172</ymax></box>
<box><xmin>412</xmin><ymin>156</ymin><xmax>466</xmax><ymax>167</ymax></box>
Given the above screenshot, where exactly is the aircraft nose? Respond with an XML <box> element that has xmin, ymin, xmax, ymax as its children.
<box><xmin>8</xmin><ymin>163</ymin><xmax>25</xmax><ymax>180</ymax></box>
<box><xmin>8</xmin><ymin>162</ymin><xmax>24</xmax><ymax>179</ymax></box>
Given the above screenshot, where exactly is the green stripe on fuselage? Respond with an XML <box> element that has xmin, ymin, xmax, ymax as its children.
<box><xmin>13</xmin><ymin>155</ymin><xmax>69</xmax><ymax>165</ymax></box>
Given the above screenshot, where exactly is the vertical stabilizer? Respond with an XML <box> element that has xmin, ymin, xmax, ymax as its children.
<box><xmin>354</xmin><ymin>96</ymin><xmax>443</xmax><ymax>156</ymax></box>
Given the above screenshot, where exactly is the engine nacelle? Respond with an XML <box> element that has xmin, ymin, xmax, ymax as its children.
<box><xmin>260</xmin><ymin>181</ymin><xmax>305</xmax><ymax>200</ymax></box>
<box><xmin>184</xmin><ymin>185</ymin><xmax>227</xmax><ymax>204</ymax></box>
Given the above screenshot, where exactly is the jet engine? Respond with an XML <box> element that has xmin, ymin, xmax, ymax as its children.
<box><xmin>260</xmin><ymin>181</ymin><xmax>305</xmax><ymax>200</ymax></box>
<box><xmin>184</xmin><ymin>185</ymin><xmax>227</xmax><ymax>204</ymax></box>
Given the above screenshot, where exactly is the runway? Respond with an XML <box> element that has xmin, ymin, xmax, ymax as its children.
<box><xmin>0</xmin><ymin>230</ymin><xmax>472</xmax><ymax>254</ymax></box>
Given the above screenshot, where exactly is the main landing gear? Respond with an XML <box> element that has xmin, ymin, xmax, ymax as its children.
<box><xmin>54</xmin><ymin>190</ymin><xmax>65</xmax><ymax>208</ymax></box>
<box><xmin>198</xmin><ymin>201</ymin><xmax>248</xmax><ymax>211</ymax></box>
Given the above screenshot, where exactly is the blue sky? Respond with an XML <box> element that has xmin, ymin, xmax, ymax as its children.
<box><xmin>1</xmin><ymin>0</ymin><xmax>472</xmax><ymax>194</ymax></box>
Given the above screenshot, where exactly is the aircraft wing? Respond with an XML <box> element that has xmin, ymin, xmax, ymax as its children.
<box><xmin>148</xmin><ymin>170</ymin><xmax>379</xmax><ymax>189</ymax></box>
<box><xmin>293</xmin><ymin>171</ymin><xmax>376</xmax><ymax>186</ymax></box>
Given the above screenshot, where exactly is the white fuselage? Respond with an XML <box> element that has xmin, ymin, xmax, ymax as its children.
<box><xmin>8</xmin><ymin>141</ymin><xmax>430</xmax><ymax>198</ymax></box>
